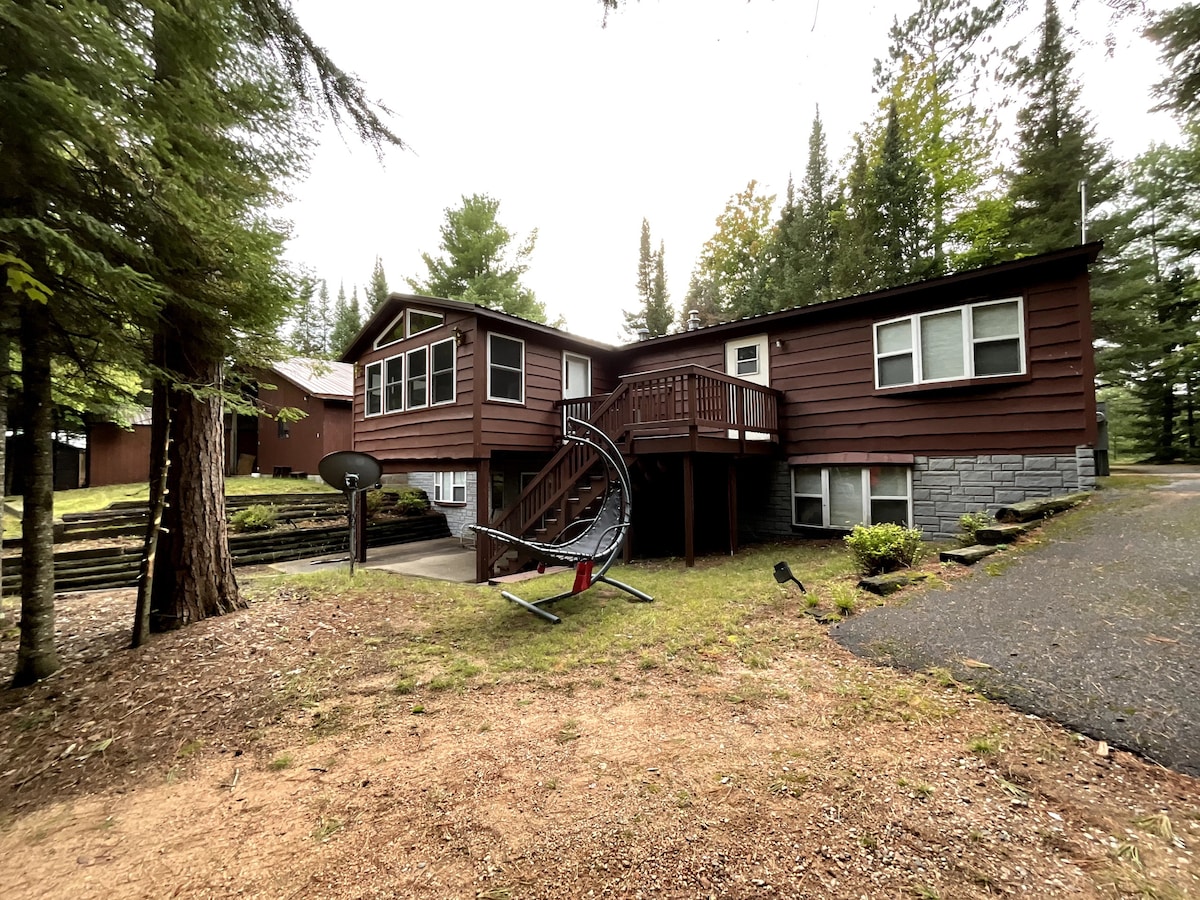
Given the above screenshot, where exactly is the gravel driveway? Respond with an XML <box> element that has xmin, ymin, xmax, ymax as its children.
<box><xmin>834</xmin><ymin>472</ymin><xmax>1200</xmax><ymax>777</ymax></box>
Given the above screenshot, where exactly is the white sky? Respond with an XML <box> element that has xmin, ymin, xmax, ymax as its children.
<box><xmin>282</xmin><ymin>0</ymin><xmax>1181</xmax><ymax>345</ymax></box>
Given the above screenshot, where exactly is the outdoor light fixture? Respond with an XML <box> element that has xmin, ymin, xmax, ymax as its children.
<box><xmin>773</xmin><ymin>560</ymin><xmax>805</xmax><ymax>592</ymax></box>
<box><xmin>453</xmin><ymin>326</ymin><xmax>466</xmax><ymax>347</ymax></box>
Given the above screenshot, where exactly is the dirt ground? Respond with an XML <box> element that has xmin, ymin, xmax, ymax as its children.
<box><xmin>1</xmin><ymin>570</ymin><xmax>1197</xmax><ymax>899</ymax></box>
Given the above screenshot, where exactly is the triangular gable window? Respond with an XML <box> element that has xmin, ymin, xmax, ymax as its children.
<box><xmin>374</xmin><ymin>313</ymin><xmax>405</xmax><ymax>350</ymax></box>
<box><xmin>407</xmin><ymin>309</ymin><xmax>443</xmax><ymax>338</ymax></box>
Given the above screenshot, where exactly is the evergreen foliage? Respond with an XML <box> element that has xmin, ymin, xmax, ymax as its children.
<box><xmin>622</xmin><ymin>219</ymin><xmax>673</xmax><ymax>337</ymax></box>
<box><xmin>368</xmin><ymin>256</ymin><xmax>389</xmax><ymax>312</ymax></box>
<box><xmin>409</xmin><ymin>194</ymin><xmax>547</xmax><ymax>323</ymax></box>
<box><xmin>1006</xmin><ymin>0</ymin><xmax>1117</xmax><ymax>258</ymax></box>
<box><xmin>870</xmin><ymin>101</ymin><xmax>934</xmax><ymax>288</ymax></box>
<box><xmin>329</xmin><ymin>281</ymin><xmax>362</xmax><ymax>355</ymax></box>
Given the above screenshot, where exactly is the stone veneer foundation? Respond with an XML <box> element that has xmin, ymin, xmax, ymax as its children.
<box><xmin>738</xmin><ymin>448</ymin><xmax>1096</xmax><ymax>543</ymax></box>
<box><xmin>407</xmin><ymin>471</ymin><xmax>478</xmax><ymax>539</ymax></box>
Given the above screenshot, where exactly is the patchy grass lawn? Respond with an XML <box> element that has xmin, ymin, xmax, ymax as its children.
<box><xmin>0</xmin><ymin>535</ymin><xmax>1196</xmax><ymax>899</ymax></box>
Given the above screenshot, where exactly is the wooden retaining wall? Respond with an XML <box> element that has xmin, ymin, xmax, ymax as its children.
<box><xmin>1</xmin><ymin>513</ymin><xmax>451</xmax><ymax>595</ymax></box>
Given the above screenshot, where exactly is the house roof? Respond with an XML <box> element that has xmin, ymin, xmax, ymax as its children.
<box><xmin>269</xmin><ymin>358</ymin><xmax>354</xmax><ymax>400</ymax></box>
<box><xmin>340</xmin><ymin>244</ymin><xmax>1102</xmax><ymax>363</ymax></box>
<box><xmin>624</xmin><ymin>242</ymin><xmax>1104</xmax><ymax>349</ymax></box>
<box><xmin>340</xmin><ymin>293</ymin><xmax>618</xmax><ymax>362</ymax></box>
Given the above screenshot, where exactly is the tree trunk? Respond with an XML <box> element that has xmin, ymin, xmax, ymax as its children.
<box><xmin>149</xmin><ymin>343</ymin><xmax>242</xmax><ymax>631</ymax></box>
<box><xmin>132</xmin><ymin>336</ymin><xmax>171</xmax><ymax>647</ymax></box>
<box><xmin>12</xmin><ymin>302</ymin><xmax>59</xmax><ymax>686</ymax></box>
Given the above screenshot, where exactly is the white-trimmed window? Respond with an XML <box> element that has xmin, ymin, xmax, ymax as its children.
<box><xmin>488</xmin><ymin>334</ymin><xmax>524</xmax><ymax>403</ymax></box>
<box><xmin>383</xmin><ymin>355</ymin><xmax>404</xmax><ymax>413</ymax></box>
<box><xmin>406</xmin><ymin>346</ymin><xmax>428</xmax><ymax>409</ymax></box>
<box><xmin>434</xmin><ymin>471</ymin><xmax>467</xmax><ymax>504</ymax></box>
<box><xmin>364</xmin><ymin>361</ymin><xmax>383</xmax><ymax>417</ymax></box>
<box><xmin>875</xmin><ymin>298</ymin><xmax>1024</xmax><ymax>388</ymax></box>
<box><xmin>792</xmin><ymin>466</ymin><xmax>912</xmax><ymax>529</ymax></box>
<box><xmin>374</xmin><ymin>314</ymin><xmax>405</xmax><ymax>350</ymax></box>
<box><xmin>407</xmin><ymin>308</ymin><xmax>443</xmax><ymax>338</ymax></box>
<box><xmin>734</xmin><ymin>344</ymin><xmax>760</xmax><ymax>377</ymax></box>
<box><xmin>431</xmin><ymin>338</ymin><xmax>456</xmax><ymax>405</ymax></box>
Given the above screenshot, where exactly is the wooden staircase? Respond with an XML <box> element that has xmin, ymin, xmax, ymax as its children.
<box><xmin>479</xmin><ymin>365</ymin><xmax>781</xmax><ymax>578</ymax></box>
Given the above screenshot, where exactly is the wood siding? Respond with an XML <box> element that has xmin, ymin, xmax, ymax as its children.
<box><xmin>623</xmin><ymin>270</ymin><xmax>1097</xmax><ymax>457</ymax></box>
<box><xmin>88</xmin><ymin>425</ymin><xmax>150</xmax><ymax>487</ymax></box>
<box><xmin>257</xmin><ymin>378</ymin><xmax>352</xmax><ymax>476</ymax></box>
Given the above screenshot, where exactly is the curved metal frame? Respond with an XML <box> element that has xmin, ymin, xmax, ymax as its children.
<box><xmin>469</xmin><ymin>417</ymin><xmax>653</xmax><ymax>624</ymax></box>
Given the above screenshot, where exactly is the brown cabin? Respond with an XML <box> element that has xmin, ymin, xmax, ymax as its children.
<box><xmin>251</xmin><ymin>358</ymin><xmax>353</xmax><ymax>478</ymax></box>
<box><xmin>342</xmin><ymin>244</ymin><xmax>1101</xmax><ymax>582</ymax></box>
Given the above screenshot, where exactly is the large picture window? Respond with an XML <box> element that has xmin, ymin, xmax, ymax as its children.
<box><xmin>431</xmin><ymin>338</ymin><xmax>456</xmax><ymax>405</ymax></box>
<box><xmin>792</xmin><ymin>466</ymin><xmax>912</xmax><ymax>529</ymax></box>
<box><xmin>434</xmin><ymin>471</ymin><xmax>467</xmax><ymax>504</ymax></box>
<box><xmin>488</xmin><ymin>334</ymin><xmax>524</xmax><ymax>403</ymax></box>
<box><xmin>875</xmin><ymin>298</ymin><xmax>1024</xmax><ymax>388</ymax></box>
<box><xmin>364</xmin><ymin>361</ymin><xmax>383</xmax><ymax>417</ymax></box>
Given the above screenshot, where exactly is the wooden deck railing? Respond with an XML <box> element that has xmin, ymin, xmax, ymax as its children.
<box><xmin>559</xmin><ymin>364</ymin><xmax>780</xmax><ymax>447</ymax></box>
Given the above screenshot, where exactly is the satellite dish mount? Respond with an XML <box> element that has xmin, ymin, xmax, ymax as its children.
<box><xmin>318</xmin><ymin>451</ymin><xmax>383</xmax><ymax>575</ymax></box>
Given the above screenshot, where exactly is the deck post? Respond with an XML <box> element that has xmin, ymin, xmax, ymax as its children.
<box><xmin>475</xmin><ymin>458</ymin><xmax>491</xmax><ymax>584</ymax></box>
<box><xmin>683</xmin><ymin>453</ymin><xmax>695</xmax><ymax>567</ymax></box>
<box><xmin>727</xmin><ymin>459</ymin><xmax>738</xmax><ymax>556</ymax></box>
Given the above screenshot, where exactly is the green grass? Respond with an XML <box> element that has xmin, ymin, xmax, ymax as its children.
<box><xmin>4</xmin><ymin>475</ymin><xmax>338</xmax><ymax>537</ymax></box>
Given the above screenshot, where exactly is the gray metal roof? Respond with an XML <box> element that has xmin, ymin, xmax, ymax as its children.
<box><xmin>270</xmin><ymin>358</ymin><xmax>354</xmax><ymax>400</ymax></box>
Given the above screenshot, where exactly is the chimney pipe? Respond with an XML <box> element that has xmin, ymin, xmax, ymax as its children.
<box><xmin>687</xmin><ymin>309</ymin><xmax>700</xmax><ymax>332</ymax></box>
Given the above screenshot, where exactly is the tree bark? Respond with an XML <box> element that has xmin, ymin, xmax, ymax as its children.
<box><xmin>149</xmin><ymin>340</ymin><xmax>242</xmax><ymax>631</ymax></box>
<box><xmin>12</xmin><ymin>301</ymin><xmax>59</xmax><ymax>686</ymax></box>
<box><xmin>132</xmin><ymin>335</ymin><xmax>171</xmax><ymax>647</ymax></box>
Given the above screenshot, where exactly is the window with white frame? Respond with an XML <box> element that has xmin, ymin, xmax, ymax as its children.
<box><xmin>792</xmin><ymin>466</ymin><xmax>912</xmax><ymax>529</ymax></box>
<box><xmin>383</xmin><ymin>355</ymin><xmax>404</xmax><ymax>413</ymax></box>
<box><xmin>407</xmin><ymin>309</ymin><xmax>443</xmax><ymax>338</ymax></box>
<box><xmin>364</xmin><ymin>361</ymin><xmax>383</xmax><ymax>416</ymax></box>
<box><xmin>875</xmin><ymin>298</ymin><xmax>1024</xmax><ymax>388</ymax></box>
<box><xmin>406</xmin><ymin>346</ymin><xmax>428</xmax><ymax>409</ymax></box>
<box><xmin>374</xmin><ymin>314</ymin><xmax>405</xmax><ymax>350</ymax></box>
<box><xmin>434</xmin><ymin>471</ymin><xmax>467</xmax><ymax>504</ymax></box>
<box><xmin>488</xmin><ymin>334</ymin><xmax>524</xmax><ymax>403</ymax></box>
<box><xmin>431</xmin><ymin>338</ymin><xmax>455</xmax><ymax>405</ymax></box>
<box><xmin>734</xmin><ymin>344</ymin><xmax>760</xmax><ymax>377</ymax></box>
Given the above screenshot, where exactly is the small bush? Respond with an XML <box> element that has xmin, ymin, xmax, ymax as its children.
<box><xmin>393</xmin><ymin>487</ymin><xmax>429</xmax><ymax>515</ymax></box>
<box><xmin>229</xmin><ymin>504</ymin><xmax>277</xmax><ymax>533</ymax></box>
<box><xmin>958</xmin><ymin>510</ymin><xmax>993</xmax><ymax>547</ymax></box>
<box><xmin>844</xmin><ymin>523</ymin><xmax>924</xmax><ymax>576</ymax></box>
<box><xmin>364</xmin><ymin>489</ymin><xmax>391</xmax><ymax>519</ymax></box>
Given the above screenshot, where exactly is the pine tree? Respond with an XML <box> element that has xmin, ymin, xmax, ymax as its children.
<box><xmin>831</xmin><ymin>137</ymin><xmax>881</xmax><ymax>298</ymax></box>
<box><xmin>329</xmin><ymin>281</ymin><xmax>362</xmax><ymax>355</ymax></box>
<box><xmin>368</xmin><ymin>256</ymin><xmax>389</xmax><ymax>312</ymax></box>
<box><xmin>647</xmin><ymin>240</ymin><xmax>673</xmax><ymax>336</ymax></box>
<box><xmin>410</xmin><ymin>194</ymin><xmax>547</xmax><ymax>322</ymax></box>
<box><xmin>290</xmin><ymin>273</ymin><xmax>324</xmax><ymax>356</ymax></box>
<box><xmin>757</xmin><ymin>176</ymin><xmax>802</xmax><ymax>312</ymax></box>
<box><xmin>869</xmin><ymin>101</ymin><xmax>933</xmax><ymax>288</ymax></box>
<box><xmin>622</xmin><ymin>219</ymin><xmax>672</xmax><ymax>337</ymax></box>
<box><xmin>316</xmin><ymin>279</ymin><xmax>332</xmax><ymax>356</ymax></box>
<box><xmin>793</xmin><ymin>109</ymin><xmax>838</xmax><ymax>302</ymax></box>
<box><xmin>1006</xmin><ymin>0</ymin><xmax>1117</xmax><ymax>257</ymax></box>
<box><xmin>876</xmin><ymin>0</ymin><xmax>1004</xmax><ymax>275</ymax></box>
<box><xmin>1148</xmin><ymin>3</ymin><xmax>1200</xmax><ymax>119</ymax></box>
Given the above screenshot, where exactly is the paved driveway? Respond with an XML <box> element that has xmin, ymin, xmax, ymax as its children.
<box><xmin>834</xmin><ymin>472</ymin><xmax>1200</xmax><ymax>777</ymax></box>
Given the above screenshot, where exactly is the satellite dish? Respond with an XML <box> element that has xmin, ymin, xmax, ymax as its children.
<box><xmin>319</xmin><ymin>451</ymin><xmax>382</xmax><ymax>492</ymax></box>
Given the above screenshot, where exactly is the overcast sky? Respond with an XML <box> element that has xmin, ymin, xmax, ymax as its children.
<box><xmin>282</xmin><ymin>0</ymin><xmax>1180</xmax><ymax>345</ymax></box>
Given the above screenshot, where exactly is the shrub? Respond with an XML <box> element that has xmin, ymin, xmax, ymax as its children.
<box><xmin>958</xmin><ymin>510</ymin><xmax>993</xmax><ymax>547</ymax></box>
<box><xmin>230</xmin><ymin>504</ymin><xmax>277</xmax><ymax>533</ymax></box>
<box><xmin>844</xmin><ymin>523</ymin><xmax>924</xmax><ymax>575</ymax></box>
<box><xmin>364</xmin><ymin>489</ymin><xmax>391</xmax><ymax>519</ymax></box>
<box><xmin>393</xmin><ymin>487</ymin><xmax>429</xmax><ymax>516</ymax></box>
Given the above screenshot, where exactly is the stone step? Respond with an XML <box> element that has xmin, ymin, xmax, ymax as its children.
<box><xmin>940</xmin><ymin>544</ymin><xmax>1000</xmax><ymax>565</ymax></box>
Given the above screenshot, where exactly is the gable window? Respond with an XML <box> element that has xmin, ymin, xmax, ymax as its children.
<box><xmin>431</xmin><ymin>338</ymin><xmax>455</xmax><ymax>405</ymax></box>
<box><xmin>488</xmin><ymin>334</ymin><xmax>524</xmax><ymax>403</ymax></box>
<box><xmin>434</xmin><ymin>471</ymin><xmax>467</xmax><ymax>504</ymax></box>
<box><xmin>364</xmin><ymin>361</ymin><xmax>383</xmax><ymax>417</ymax></box>
<box><xmin>384</xmin><ymin>355</ymin><xmax>404</xmax><ymax>413</ymax></box>
<box><xmin>875</xmin><ymin>298</ymin><xmax>1024</xmax><ymax>388</ymax></box>
<box><xmin>374</xmin><ymin>314</ymin><xmax>405</xmax><ymax>350</ymax></box>
<box><xmin>407</xmin><ymin>309</ymin><xmax>443</xmax><ymax>338</ymax></box>
<box><xmin>406</xmin><ymin>346</ymin><xmax>428</xmax><ymax>409</ymax></box>
<box><xmin>792</xmin><ymin>466</ymin><xmax>911</xmax><ymax>529</ymax></box>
